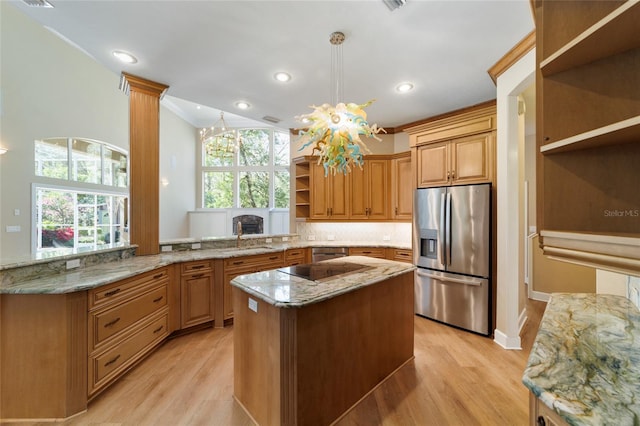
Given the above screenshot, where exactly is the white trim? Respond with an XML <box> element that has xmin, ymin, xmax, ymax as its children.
<box><xmin>493</xmin><ymin>328</ymin><xmax>522</xmax><ymax>350</ymax></box>
<box><xmin>529</xmin><ymin>289</ymin><xmax>550</xmax><ymax>302</ymax></box>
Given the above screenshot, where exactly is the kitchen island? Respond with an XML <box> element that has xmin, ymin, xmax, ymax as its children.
<box><xmin>231</xmin><ymin>256</ymin><xmax>415</xmax><ymax>426</ymax></box>
<box><xmin>523</xmin><ymin>293</ymin><xmax>640</xmax><ymax>425</ymax></box>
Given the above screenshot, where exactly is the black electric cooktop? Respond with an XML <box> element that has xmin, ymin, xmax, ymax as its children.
<box><xmin>277</xmin><ymin>262</ymin><xmax>372</xmax><ymax>281</ymax></box>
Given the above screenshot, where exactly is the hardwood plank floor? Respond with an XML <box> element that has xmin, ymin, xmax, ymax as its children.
<box><xmin>10</xmin><ymin>299</ymin><xmax>545</xmax><ymax>426</ymax></box>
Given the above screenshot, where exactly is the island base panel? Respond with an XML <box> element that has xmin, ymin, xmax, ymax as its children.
<box><xmin>233</xmin><ymin>271</ymin><xmax>414</xmax><ymax>426</ymax></box>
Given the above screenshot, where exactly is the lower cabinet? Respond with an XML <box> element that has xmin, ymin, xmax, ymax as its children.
<box><xmin>529</xmin><ymin>393</ymin><xmax>568</xmax><ymax>426</ymax></box>
<box><xmin>180</xmin><ymin>260</ymin><xmax>215</xmax><ymax>329</ymax></box>
<box><xmin>285</xmin><ymin>247</ymin><xmax>308</xmax><ymax>266</ymax></box>
<box><xmin>349</xmin><ymin>247</ymin><xmax>387</xmax><ymax>259</ymax></box>
<box><xmin>87</xmin><ymin>267</ymin><xmax>170</xmax><ymax>399</ymax></box>
<box><xmin>222</xmin><ymin>252</ymin><xmax>285</xmax><ymax>322</ymax></box>
<box><xmin>387</xmin><ymin>248</ymin><xmax>413</xmax><ymax>263</ymax></box>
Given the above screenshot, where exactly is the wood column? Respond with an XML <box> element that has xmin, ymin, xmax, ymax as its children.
<box><xmin>121</xmin><ymin>73</ymin><xmax>168</xmax><ymax>256</ymax></box>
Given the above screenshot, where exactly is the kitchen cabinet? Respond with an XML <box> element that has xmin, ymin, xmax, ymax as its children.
<box><xmin>285</xmin><ymin>247</ymin><xmax>308</xmax><ymax>266</ymax></box>
<box><xmin>391</xmin><ymin>152</ymin><xmax>412</xmax><ymax>220</ymax></box>
<box><xmin>416</xmin><ymin>132</ymin><xmax>494</xmax><ymax>188</ymax></box>
<box><xmin>221</xmin><ymin>252</ymin><xmax>284</xmax><ymax>322</ymax></box>
<box><xmin>349</xmin><ymin>157</ymin><xmax>390</xmax><ymax>220</ymax></box>
<box><xmin>529</xmin><ymin>393</ymin><xmax>567</xmax><ymax>426</ymax></box>
<box><xmin>387</xmin><ymin>248</ymin><xmax>413</xmax><ymax>263</ymax></box>
<box><xmin>405</xmin><ymin>101</ymin><xmax>496</xmax><ymax>188</ymax></box>
<box><xmin>88</xmin><ymin>267</ymin><xmax>169</xmax><ymax>398</ymax></box>
<box><xmin>310</xmin><ymin>160</ymin><xmax>350</xmax><ymax>220</ymax></box>
<box><xmin>349</xmin><ymin>247</ymin><xmax>387</xmax><ymax>259</ymax></box>
<box><xmin>535</xmin><ymin>0</ymin><xmax>640</xmax><ymax>273</ymax></box>
<box><xmin>293</xmin><ymin>158</ymin><xmax>311</xmax><ymax>219</ymax></box>
<box><xmin>180</xmin><ymin>260</ymin><xmax>214</xmax><ymax>329</ymax></box>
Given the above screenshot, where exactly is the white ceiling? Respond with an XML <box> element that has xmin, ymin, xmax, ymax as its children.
<box><xmin>9</xmin><ymin>0</ymin><xmax>534</xmax><ymax>131</ymax></box>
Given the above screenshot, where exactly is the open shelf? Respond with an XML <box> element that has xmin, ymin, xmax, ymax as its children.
<box><xmin>541</xmin><ymin>1</ymin><xmax>640</xmax><ymax>76</ymax></box>
<box><xmin>540</xmin><ymin>116</ymin><xmax>640</xmax><ymax>154</ymax></box>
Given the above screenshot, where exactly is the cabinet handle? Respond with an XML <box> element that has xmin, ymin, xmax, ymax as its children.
<box><xmin>327</xmin><ymin>208</ymin><xmax>330</xmax><ymax>216</ymax></box>
<box><xmin>330</xmin><ymin>207</ymin><xmax>333</xmax><ymax>216</ymax></box>
<box><xmin>451</xmin><ymin>170</ymin><xmax>455</xmax><ymax>179</ymax></box>
<box><xmin>104</xmin><ymin>317</ymin><xmax>121</xmax><ymax>328</ymax></box>
<box><xmin>536</xmin><ymin>416</ymin><xmax>546</xmax><ymax>426</ymax></box>
<box><xmin>153</xmin><ymin>273</ymin><xmax>164</xmax><ymax>279</ymax></box>
<box><xmin>104</xmin><ymin>354</ymin><xmax>121</xmax><ymax>367</ymax></box>
<box><xmin>363</xmin><ymin>251</ymin><xmax>372</xmax><ymax>254</ymax></box>
<box><xmin>447</xmin><ymin>171</ymin><xmax>451</xmax><ymax>180</ymax></box>
<box><xmin>104</xmin><ymin>288</ymin><xmax>121</xmax><ymax>297</ymax></box>
<box><xmin>190</xmin><ymin>265</ymin><xmax>205</xmax><ymax>269</ymax></box>
<box><xmin>269</xmin><ymin>256</ymin><xmax>279</xmax><ymax>260</ymax></box>
<box><xmin>232</xmin><ymin>260</ymin><xmax>244</xmax><ymax>265</ymax></box>
<box><xmin>153</xmin><ymin>296</ymin><xmax>164</xmax><ymax>303</ymax></box>
<box><xmin>153</xmin><ymin>325</ymin><xmax>164</xmax><ymax>334</ymax></box>
<box><xmin>191</xmin><ymin>273</ymin><xmax>205</xmax><ymax>278</ymax></box>
<box><xmin>395</xmin><ymin>207</ymin><xmax>398</xmax><ymax>215</ymax></box>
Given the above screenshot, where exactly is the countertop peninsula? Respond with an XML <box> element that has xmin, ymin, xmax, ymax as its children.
<box><xmin>231</xmin><ymin>255</ymin><xmax>416</xmax><ymax>308</ymax></box>
<box><xmin>523</xmin><ymin>293</ymin><xmax>640</xmax><ymax>425</ymax></box>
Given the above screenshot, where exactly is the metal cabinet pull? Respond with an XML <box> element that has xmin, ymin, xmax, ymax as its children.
<box><xmin>104</xmin><ymin>288</ymin><xmax>121</xmax><ymax>297</ymax></box>
<box><xmin>104</xmin><ymin>317</ymin><xmax>121</xmax><ymax>328</ymax></box>
<box><xmin>269</xmin><ymin>256</ymin><xmax>278</xmax><ymax>260</ymax></box>
<box><xmin>152</xmin><ymin>296</ymin><xmax>163</xmax><ymax>303</ymax></box>
<box><xmin>153</xmin><ymin>273</ymin><xmax>164</xmax><ymax>279</ymax></box>
<box><xmin>233</xmin><ymin>260</ymin><xmax>244</xmax><ymax>265</ymax></box>
<box><xmin>191</xmin><ymin>273</ymin><xmax>205</xmax><ymax>278</ymax></box>
<box><xmin>104</xmin><ymin>354</ymin><xmax>121</xmax><ymax>367</ymax></box>
<box><xmin>153</xmin><ymin>325</ymin><xmax>163</xmax><ymax>334</ymax></box>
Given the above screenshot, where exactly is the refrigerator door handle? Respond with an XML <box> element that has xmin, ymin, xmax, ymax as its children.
<box><xmin>439</xmin><ymin>192</ymin><xmax>447</xmax><ymax>267</ymax></box>
<box><xmin>416</xmin><ymin>269</ymin><xmax>483</xmax><ymax>287</ymax></box>
<box><xmin>445</xmin><ymin>192</ymin><xmax>452</xmax><ymax>266</ymax></box>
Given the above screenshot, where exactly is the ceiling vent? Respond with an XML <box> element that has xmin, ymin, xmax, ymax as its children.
<box><xmin>383</xmin><ymin>0</ymin><xmax>406</xmax><ymax>11</ymax></box>
<box><xmin>22</xmin><ymin>0</ymin><xmax>54</xmax><ymax>7</ymax></box>
<box><xmin>262</xmin><ymin>116</ymin><xmax>282</xmax><ymax>124</ymax></box>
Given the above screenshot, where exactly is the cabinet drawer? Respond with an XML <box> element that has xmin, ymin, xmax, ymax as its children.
<box><xmin>90</xmin><ymin>311</ymin><xmax>168</xmax><ymax>395</ymax></box>
<box><xmin>349</xmin><ymin>247</ymin><xmax>387</xmax><ymax>258</ymax></box>
<box><xmin>224</xmin><ymin>252</ymin><xmax>284</xmax><ymax>272</ymax></box>
<box><xmin>181</xmin><ymin>260</ymin><xmax>212</xmax><ymax>275</ymax></box>
<box><xmin>285</xmin><ymin>248</ymin><xmax>307</xmax><ymax>265</ymax></box>
<box><xmin>391</xmin><ymin>248</ymin><xmax>413</xmax><ymax>263</ymax></box>
<box><xmin>90</xmin><ymin>285</ymin><xmax>167</xmax><ymax>350</ymax></box>
<box><xmin>89</xmin><ymin>267</ymin><xmax>169</xmax><ymax>310</ymax></box>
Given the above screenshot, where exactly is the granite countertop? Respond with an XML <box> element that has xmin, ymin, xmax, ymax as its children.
<box><xmin>0</xmin><ymin>242</ymin><xmax>412</xmax><ymax>295</ymax></box>
<box><xmin>523</xmin><ymin>293</ymin><xmax>640</xmax><ymax>425</ymax></box>
<box><xmin>230</xmin><ymin>255</ymin><xmax>415</xmax><ymax>308</ymax></box>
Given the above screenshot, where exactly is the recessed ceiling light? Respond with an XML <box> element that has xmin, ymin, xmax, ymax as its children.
<box><xmin>112</xmin><ymin>50</ymin><xmax>138</xmax><ymax>64</ymax></box>
<box><xmin>274</xmin><ymin>72</ymin><xmax>291</xmax><ymax>82</ymax></box>
<box><xmin>396</xmin><ymin>82</ymin><xmax>414</xmax><ymax>93</ymax></box>
<box><xmin>235</xmin><ymin>101</ymin><xmax>250</xmax><ymax>110</ymax></box>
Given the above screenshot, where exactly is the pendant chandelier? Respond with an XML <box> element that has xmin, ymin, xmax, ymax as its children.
<box><xmin>200</xmin><ymin>111</ymin><xmax>239</xmax><ymax>156</ymax></box>
<box><xmin>297</xmin><ymin>31</ymin><xmax>385</xmax><ymax>176</ymax></box>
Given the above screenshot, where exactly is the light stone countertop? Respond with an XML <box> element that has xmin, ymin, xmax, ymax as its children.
<box><xmin>0</xmin><ymin>242</ymin><xmax>411</xmax><ymax>295</ymax></box>
<box><xmin>230</xmin><ymin>256</ymin><xmax>416</xmax><ymax>308</ymax></box>
<box><xmin>522</xmin><ymin>293</ymin><xmax>640</xmax><ymax>425</ymax></box>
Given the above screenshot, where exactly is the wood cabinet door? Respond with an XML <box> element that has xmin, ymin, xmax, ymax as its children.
<box><xmin>367</xmin><ymin>159</ymin><xmax>389</xmax><ymax>220</ymax></box>
<box><xmin>349</xmin><ymin>165</ymin><xmax>368</xmax><ymax>219</ymax></box>
<box><xmin>392</xmin><ymin>156</ymin><xmax>413</xmax><ymax>220</ymax></box>
<box><xmin>310</xmin><ymin>162</ymin><xmax>330</xmax><ymax>218</ymax></box>
<box><xmin>329</xmin><ymin>171</ymin><xmax>350</xmax><ymax>219</ymax></box>
<box><xmin>451</xmin><ymin>133</ymin><xmax>493</xmax><ymax>185</ymax></box>
<box><xmin>181</xmin><ymin>273</ymin><xmax>214</xmax><ymax>328</ymax></box>
<box><xmin>417</xmin><ymin>142</ymin><xmax>449</xmax><ymax>187</ymax></box>
<box><xmin>223</xmin><ymin>271</ymin><xmax>238</xmax><ymax>320</ymax></box>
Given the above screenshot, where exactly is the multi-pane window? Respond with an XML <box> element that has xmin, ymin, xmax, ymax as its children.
<box><xmin>202</xmin><ymin>129</ymin><xmax>290</xmax><ymax>209</ymax></box>
<box><xmin>34</xmin><ymin>138</ymin><xmax>129</xmax><ymax>253</ymax></box>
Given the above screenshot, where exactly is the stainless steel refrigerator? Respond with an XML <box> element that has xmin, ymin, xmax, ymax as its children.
<box><xmin>413</xmin><ymin>183</ymin><xmax>491</xmax><ymax>335</ymax></box>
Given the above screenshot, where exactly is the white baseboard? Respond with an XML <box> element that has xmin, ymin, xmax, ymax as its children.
<box><xmin>518</xmin><ymin>308</ymin><xmax>528</xmax><ymax>334</ymax></box>
<box><xmin>493</xmin><ymin>328</ymin><xmax>522</xmax><ymax>350</ymax></box>
<box><xmin>529</xmin><ymin>289</ymin><xmax>550</xmax><ymax>302</ymax></box>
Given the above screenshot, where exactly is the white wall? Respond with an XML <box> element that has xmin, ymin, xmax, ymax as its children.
<box><xmin>0</xmin><ymin>3</ymin><xmax>199</xmax><ymax>260</ymax></box>
<box><xmin>0</xmin><ymin>3</ymin><xmax>128</xmax><ymax>260</ymax></box>
<box><xmin>159</xmin><ymin>107</ymin><xmax>196</xmax><ymax>239</ymax></box>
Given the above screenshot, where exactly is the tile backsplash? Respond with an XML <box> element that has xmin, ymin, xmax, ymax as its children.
<box><xmin>295</xmin><ymin>222</ymin><xmax>412</xmax><ymax>246</ymax></box>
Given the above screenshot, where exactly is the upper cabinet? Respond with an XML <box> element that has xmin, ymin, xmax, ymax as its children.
<box><xmin>536</xmin><ymin>0</ymin><xmax>640</xmax><ymax>274</ymax></box>
<box><xmin>405</xmin><ymin>101</ymin><xmax>496</xmax><ymax>189</ymax></box>
<box><xmin>293</xmin><ymin>154</ymin><xmax>409</xmax><ymax>222</ymax></box>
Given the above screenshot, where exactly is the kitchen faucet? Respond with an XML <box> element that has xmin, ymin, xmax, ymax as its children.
<box><xmin>237</xmin><ymin>221</ymin><xmax>243</xmax><ymax>248</ymax></box>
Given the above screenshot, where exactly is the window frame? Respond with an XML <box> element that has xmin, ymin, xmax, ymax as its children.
<box><xmin>199</xmin><ymin>127</ymin><xmax>290</xmax><ymax>210</ymax></box>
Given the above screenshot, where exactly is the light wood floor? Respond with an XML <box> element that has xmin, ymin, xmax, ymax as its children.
<box><xmin>13</xmin><ymin>300</ymin><xmax>546</xmax><ymax>426</ymax></box>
